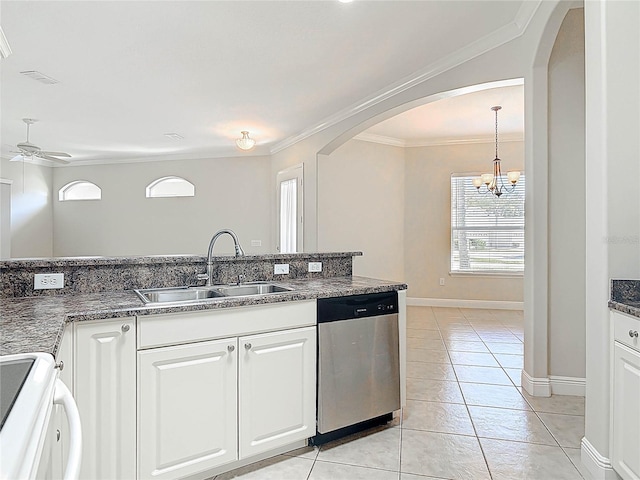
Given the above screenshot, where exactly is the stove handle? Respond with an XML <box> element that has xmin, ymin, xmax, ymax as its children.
<box><xmin>53</xmin><ymin>379</ymin><xmax>83</xmax><ymax>480</ymax></box>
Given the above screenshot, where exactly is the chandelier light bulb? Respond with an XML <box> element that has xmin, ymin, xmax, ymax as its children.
<box><xmin>236</xmin><ymin>131</ymin><xmax>256</xmax><ymax>151</ymax></box>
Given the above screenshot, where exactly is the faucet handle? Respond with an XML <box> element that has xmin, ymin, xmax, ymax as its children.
<box><xmin>196</xmin><ymin>273</ymin><xmax>208</xmax><ymax>282</ymax></box>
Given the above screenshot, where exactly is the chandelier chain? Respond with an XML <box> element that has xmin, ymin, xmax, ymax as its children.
<box><xmin>495</xmin><ymin>107</ymin><xmax>499</xmax><ymax>159</ymax></box>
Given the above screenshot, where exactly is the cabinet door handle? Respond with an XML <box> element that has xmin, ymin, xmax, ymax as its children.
<box><xmin>121</xmin><ymin>324</ymin><xmax>130</xmax><ymax>333</ymax></box>
<box><xmin>244</xmin><ymin>343</ymin><xmax>252</xmax><ymax>350</ymax></box>
<box><xmin>227</xmin><ymin>345</ymin><xmax>235</xmax><ymax>352</ymax></box>
<box><xmin>630</xmin><ymin>330</ymin><xmax>639</xmax><ymax>338</ymax></box>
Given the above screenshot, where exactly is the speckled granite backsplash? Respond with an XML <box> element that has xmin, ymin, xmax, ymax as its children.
<box><xmin>610</xmin><ymin>279</ymin><xmax>640</xmax><ymax>318</ymax></box>
<box><xmin>611</xmin><ymin>279</ymin><xmax>640</xmax><ymax>304</ymax></box>
<box><xmin>0</xmin><ymin>252</ymin><xmax>360</xmax><ymax>298</ymax></box>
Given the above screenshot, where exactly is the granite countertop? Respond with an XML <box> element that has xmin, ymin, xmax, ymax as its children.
<box><xmin>0</xmin><ymin>276</ymin><xmax>407</xmax><ymax>357</ymax></box>
<box><xmin>609</xmin><ymin>279</ymin><xmax>640</xmax><ymax>319</ymax></box>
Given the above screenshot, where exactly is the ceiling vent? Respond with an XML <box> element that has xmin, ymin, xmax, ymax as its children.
<box><xmin>20</xmin><ymin>70</ymin><xmax>59</xmax><ymax>85</ymax></box>
<box><xmin>163</xmin><ymin>133</ymin><xmax>184</xmax><ymax>140</ymax></box>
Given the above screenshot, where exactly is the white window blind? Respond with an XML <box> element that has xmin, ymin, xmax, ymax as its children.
<box><xmin>451</xmin><ymin>174</ymin><xmax>525</xmax><ymax>274</ymax></box>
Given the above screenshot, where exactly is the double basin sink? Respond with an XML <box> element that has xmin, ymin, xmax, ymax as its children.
<box><xmin>134</xmin><ymin>282</ymin><xmax>293</xmax><ymax>305</ymax></box>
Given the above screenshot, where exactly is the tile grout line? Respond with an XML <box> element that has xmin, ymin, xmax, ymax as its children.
<box><xmin>436</xmin><ymin>306</ymin><xmax>495</xmax><ymax>480</ymax></box>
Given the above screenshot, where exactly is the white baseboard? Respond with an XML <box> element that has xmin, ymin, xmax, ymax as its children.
<box><xmin>581</xmin><ymin>437</ymin><xmax>619</xmax><ymax>480</ymax></box>
<box><xmin>521</xmin><ymin>370</ymin><xmax>551</xmax><ymax>397</ymax></box>
<box><xmin>549</xmin><ymin>375</ymin><xmax>586</xmax><ymax>396</ymax></box>
<box><xmin>407</xmin><ymin>297</ymin><xmax>524</xmax><ymax>310</ymax></box>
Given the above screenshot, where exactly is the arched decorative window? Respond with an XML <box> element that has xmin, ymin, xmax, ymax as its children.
<box><xmin>146</xmin><ymin>176</ymin><xmax>195</xmax><ymax>198</ymax></box>
<box><xmin>58</xmin><ymin>180</ymin><xmax>102</xmax><ymax>201</ymax></box>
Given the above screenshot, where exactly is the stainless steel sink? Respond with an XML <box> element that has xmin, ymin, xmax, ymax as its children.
<box><xmin>134</xmin><ymin>282</ymin><xmax>293</xmax><ymax>305</ymax></box>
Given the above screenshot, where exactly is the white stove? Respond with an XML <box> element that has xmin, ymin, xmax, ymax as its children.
<box><xmin>0</xmin><ymin>353</ymin><xmax>81</xmax><ymax>480</ymax></box>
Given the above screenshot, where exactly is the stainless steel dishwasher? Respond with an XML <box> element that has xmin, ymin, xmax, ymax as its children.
<box><xmin>313</xmin><ymin>291</ymin><xmax>400</xmax><ymax>444</ymax></box>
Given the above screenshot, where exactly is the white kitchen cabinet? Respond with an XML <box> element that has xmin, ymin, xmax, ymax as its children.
<box><xmin>137</xmin><ymin>338</ymin><xmax>238</xmax><ymax>480</ymax></box>
<box><xmin>239</xmin><ymin>326</ymin><xmax>316</xmax><ymax>458</ymax></box>
<box><xmin>136</xmin><ymin>300</ymin><xmax>316</xmax><ymax>479</ymax></box>
<box><xmin>611</xmin><ymin>310</ymin><xmax>640</xmax><ymax>480</ymax></box>
<box><xmin>74</xmin><ymin>317</ymin><xmax>136</xmax><ymax>480</ymax></box>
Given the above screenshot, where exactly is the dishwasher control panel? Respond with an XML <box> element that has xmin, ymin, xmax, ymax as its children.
<box><xmin>317</xmin><ymin>291</ymin><xmax>398</xmax><ymax>322</ymax></box>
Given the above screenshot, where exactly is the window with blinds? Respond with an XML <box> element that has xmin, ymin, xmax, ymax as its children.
<box><xmin>451</xmin><ymin>174</ymin><xmax>525</xmax><ymax>274</ymax></box>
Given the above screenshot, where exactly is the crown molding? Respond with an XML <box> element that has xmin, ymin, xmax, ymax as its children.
<box><xmin>352</xmin><ymin>133</ymin><xmax>406</xmax><ymax>147</ymax></box>
<box><xmin>353</xmin><ymin>132</ymin><xmax>524</xmax><ymax>148</ymax></box>
<box><xmin>0</xmin><ymin>27</ymin><xmax>12</xmax><ymax>59</ymax></box>
<box><xmin>270</xmin><ymin>1</ymin><xmax>541</xmax><ymax>155</ymax></box>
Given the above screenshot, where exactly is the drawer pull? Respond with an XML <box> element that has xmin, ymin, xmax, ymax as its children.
<box><xmin>121</xmin><ymin>324</ymin><xmax>130</xmax><ymax>333</ymax></box>
<box><xmin>629</xmin><ymin>330</ymin><xmax>639</xmax><ymax>338</ymax></box>
<box><xmin>227</xmin><ymin>345</ymin><xmax>235</xmax><ymax>352</ymax></box>
<box><xmin>245</xmin><ymin>343</ymin><xmax>252</xmax><ymax>350</ymax></box>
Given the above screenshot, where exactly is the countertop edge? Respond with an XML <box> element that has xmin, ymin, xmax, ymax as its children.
<box><xmin>609</xmin><ymin>300</ymin><xmax>640</xmax><ymax>319</ymax></box>
<box><xmin>1</xmin><ymin>276</ymin><xmax>407</xmax><ymax>357</ymax></box>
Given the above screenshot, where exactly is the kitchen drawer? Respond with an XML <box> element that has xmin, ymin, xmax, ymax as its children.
<box><xmin>612</xmin><ymin>310</ymin><xmax>640</xmax><ymax>352</ymax></box>
<box><xmin>137</xmin><ymin>300</ymin><xmax>316</xmax><ymax>349</ymax></box>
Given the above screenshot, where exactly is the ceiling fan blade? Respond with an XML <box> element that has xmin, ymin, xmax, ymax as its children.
<box><xmin>40</xmin><ymin>151</ymin><xmax>71</xmax><ymax>158</ymax></box>
<box><xmin>10</xmin><ymin>154</ymin><xmax>25</xmax><ymax>162</ymax></box>
<box><xmin>38</xmin><ymin>154</ymin><xmax>70</xmax><ymax>164</ymax></box>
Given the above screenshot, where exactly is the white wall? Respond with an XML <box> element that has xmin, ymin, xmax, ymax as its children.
<box><xmin>318</xmin><ymin>139</ymin><xmax>405</xmax><ymax>281</ymax></box>
<box><xmin>52</xmin><ymin>156</ymin><xmax>272</xmax><ymax>256</ymax></box>
<box><xmin>404</xmin><ymin>141</ymin><xmax>524</xmax><ymax>302</ymax></box>
<box><xmin>584</xmin><ymin>0</ymin><xmax>640</xmax><ymax>472</ymax></box>
<box><xmin>547</xmin><ymin>8</ymin><xmax>586</xmax><ymax>380</ymax></box>
<box><xmin>0</xmin><ymin>157</ymin><xmax>54</xmax><ymax>258</ymax></box>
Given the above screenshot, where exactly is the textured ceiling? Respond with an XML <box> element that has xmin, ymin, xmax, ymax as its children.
<box><xmin>1</xmin><ymin>1</ymin><xmax>526</xmax><ymax>164</ymax></box>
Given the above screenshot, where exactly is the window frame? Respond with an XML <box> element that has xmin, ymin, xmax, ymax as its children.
<box><xmin>450</xmin><ymin>173</ymin><xmax>525</xmax><ymax>276</ymax></box>
<box><xmin>58</xmin><ymin>180</ymin><xmax>102</xmax><ymax>201</ymax></box>
<box><xmin>145</xmin><ymin>176</ymin><xmax>195</xmax><ymax>198</ymax></box>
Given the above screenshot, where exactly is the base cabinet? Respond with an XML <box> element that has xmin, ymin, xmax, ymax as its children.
<box><xmin>611</xmin><ymin>311</ymin><xmax>640</xmax><ymax>480</ymax></box>
<box><xmin>137</xmin><ymin>325</ymin><xmax>316</xmax><ymax>480</ymax></box>
<box><xmin>137</xmin><ymin>338</ymin><xmax>238</xmax><ymax>480</ymax></box>
<box><xmin>239</xmin><ymin>327</ymin><xmax>316</xmax><ymax>458</ymax></box>
<box><xmin>74</xmin><ymin>317</ymin><xmax>136</xmax><ymax>480</ymax></box>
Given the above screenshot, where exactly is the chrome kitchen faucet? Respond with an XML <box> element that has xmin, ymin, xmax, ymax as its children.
<box><xmin>205</xmin><ymin>229</ymin><xmax>245</xmax><ymax>286</ymax></box>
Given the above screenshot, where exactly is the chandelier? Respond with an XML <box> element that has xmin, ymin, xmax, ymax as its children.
<box><xmin>472</xmin><ymin>106</ymin><xmax>520</xmax><ymax>197</ymax></box>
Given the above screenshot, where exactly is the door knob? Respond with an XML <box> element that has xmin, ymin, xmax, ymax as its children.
<box><xmin>629</xmin><ymin>330</ymin><xmax>639</xmax><ymax>338</ymax></box>
<box><xmin>227</xmin><ymin>345</ymin><xmax>235</xmax><ymax>352</ymax></box>
<box><xmin>244</xmin><ymin>343</ymin><xmax>252</xmax><ymax>350</ymax></box>
<box><xmin>121</xmin><ymin>324</ymin><xmax>130</xmax><ymax>333</ymax></box>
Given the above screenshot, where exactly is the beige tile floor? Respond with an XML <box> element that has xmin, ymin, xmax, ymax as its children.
<box><xmin>214</xmin><ymin>307</ymin><xmax>588</xmax><ymax>480</ymax></box>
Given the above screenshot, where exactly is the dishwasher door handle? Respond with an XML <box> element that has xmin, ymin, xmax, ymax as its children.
<box><xmin>53</xmin><ymin>379</ymin><xmax>82</xmax><ymax>480</ymax></box>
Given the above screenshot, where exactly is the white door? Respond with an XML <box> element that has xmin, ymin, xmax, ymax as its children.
<box><xmin>239</xmin><ymin>327</ymin><xmax>316</xmax><ymax>458</ymax></box>
<box><xmin>138</xmin><ymin>338</ymin><xmax>238</xmax><ymax>480</ymax></box>
<box><xmin>75</xmin><ymin>318</ymin><xmax>136</xmax><ymax>480</ymax></box>
<box><xmin>612</xmin><ymin>341</ymin><xmax>640</xmax><ymax>480</ymax></box>
<box><xmin>277</xmin><ymin>164</ymin><xmax>303</xmax><ymax>253</ymax></box>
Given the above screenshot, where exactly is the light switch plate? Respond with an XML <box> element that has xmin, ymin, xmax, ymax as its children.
<box><xmin>35</xmin><ymin>273</ymin><xmax>64</xmax><ymax>290</ymax></box>
<box><xmin>308</xmin><ymin>262</ymin><xmax>322</xmax><ymax>272</ymax></box>
<box><xmin>274</xmin><ymin>263</ymin><xmax>289</xmax><ymax>275</ymax></box>
<box><xmin>250</xmin><ymin>240</ymin><xmax>262</xmax><ymax>247</ymax></box>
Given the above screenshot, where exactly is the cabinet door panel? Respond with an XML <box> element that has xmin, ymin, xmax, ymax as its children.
<box><xmin>239</xmin><ymin>327</ymin><xmax>316</xmax><ymax>458</ymax></box>
<box><xmin>138</xmin><ymin>338</ymin><xmax>237</xmax><ymax>480</ymax></box>
<box><xmin>612</xmin><ymin>342</ymin><xmax>640</xmax><ymax>480</ymax></box>
<box><xmin>75</xmin><ymin>318</ymin><xmax>136</xmax><ymax>480</ymax></box>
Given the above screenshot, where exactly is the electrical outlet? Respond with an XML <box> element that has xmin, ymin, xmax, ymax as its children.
<box><xmin>250</xmin><ymin>240</ymin><xmax>262</xmax><ymax>247</ymax></box>
<box><xmin>308</xmin><ymin>262</ymin><xmax>322</xmax><ymax>273</ymax></box>
<box><xmin>35</xmin><ymin>273</ymin><xmax>64</xmax><ymax>290</ymax></box>
<box><xmin>274</xmin><ymin>263</ymin><xmax>290</xmax><ymax>275</ymax></box>
<box><xmin>439</xmin><ymin>277</ymin><xmax>445</xmax><ymax>286</ymax></box>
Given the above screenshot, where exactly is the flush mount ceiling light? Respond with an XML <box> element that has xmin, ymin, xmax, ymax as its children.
<box><xmin>472</xmin><ymin>106</ymin><xmax>520</xmax><ymax>197</ymax></box>
<box><xmin>235</xmin><ymin>131</ymin><xmax>256</xmax><ymax>151</ymax></box>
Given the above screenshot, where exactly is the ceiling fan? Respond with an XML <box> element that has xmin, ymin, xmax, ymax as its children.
<box><xmin>10</xmin><ymin>118</ymin><xmax>71</xmax><ymax>164</ymax></box>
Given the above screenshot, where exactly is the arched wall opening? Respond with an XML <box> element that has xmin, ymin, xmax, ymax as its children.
<box><xmin>272</xmin><ymin>0</ymin><xmax>582</xmax><ymax>411</ymax></box>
